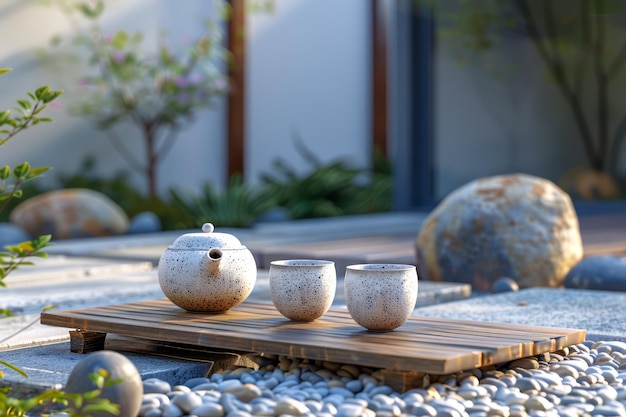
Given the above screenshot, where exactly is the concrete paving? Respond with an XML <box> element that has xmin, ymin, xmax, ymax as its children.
<box><xmin>416</xmin><ymin>287</ymin><xmax>626</xmax><ymax>343</ymax></box>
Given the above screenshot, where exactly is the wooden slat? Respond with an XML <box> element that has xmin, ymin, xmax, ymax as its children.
<box><xmin>41</xmin><ymin>299</ymin><xmax>585</xmax><ymax>375</ymax></box>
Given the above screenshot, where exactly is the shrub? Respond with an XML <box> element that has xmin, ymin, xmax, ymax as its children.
<box><xmin>259</xmin><ymin>140</ymin><xmax>393</xmax><ymax>219</ymax></box>
<box><xmin>170</xmin><ymin>174</ymin><xmax>276</xmax><ymax>228</ymax></box>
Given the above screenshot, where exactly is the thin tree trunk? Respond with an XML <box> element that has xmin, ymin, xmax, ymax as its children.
<box><xmin>593</xmin><ymin>0</ymin><xmax>608</xmax><ymax>172</ymax></box>
<box><xmin>515</xmin><ymin>0</ymin><xmax>602</xmax><ymax>171</ymax></box>
<box><xmin>144</xmin><ymin>124</ymin><xmax>158</xmax><ymax>198</ymax></box>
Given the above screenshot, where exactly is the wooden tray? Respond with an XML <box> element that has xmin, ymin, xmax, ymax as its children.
<box><xmin>41</xmin><ymin>299</ymin><xmax>585</xmax><ymax>376</ymax></box>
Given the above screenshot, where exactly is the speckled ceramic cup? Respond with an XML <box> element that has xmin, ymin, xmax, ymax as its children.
<box><xmin>269</xmin><ymin>260</ymin><xmax>336</xmax><ymax>321</ymax></box>
<box><xmin>344</xmin><ymin>264</ymin><xmax>418</xmax><ymax>331</ymax></box>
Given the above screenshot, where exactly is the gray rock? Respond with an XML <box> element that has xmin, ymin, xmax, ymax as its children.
<box><xmin>191</xmin><ymin>402</ymin><xmax>225</xmax><ymax>417</ymax></box>
<box><xmin>10</xmin><ymin>188</ymin><xmax>129</xmax><ymax>239</ymax></box>
<box><xmin>564</xmin><ymin>255</ymin><xmax>626</xmax><ymax>291</ymax></box>
<box><xmin>172</xmin><ymin>392</ymin><xmax>202</xmax><ymax>413</ymax></box>
<box><xmin>492</xmin><ymin>277</ymin><xmax>519</xmax><ymax>293</ymax></box>
<box><xmin>144</xmin><ymin>379</ymin><xmax>173</xmax><ymax>394</ymax></box>
<box><xmin>416</xmin><ymin>174</ymin><xmax>582</xmax><ymax>290</ymax></box>
<box><xmin>128</xmin><ymin>211</ymin><xmax>162</xmax><ymax>234</ymax></box>
<box><xmin>64</xmin><ymin>351</ymin><xmax>143</xmax><ymax>417</ymax></box>
<box><xmin>274</xmin><ymin>397</ymin><xmax>309</xmax><ymax>415</ymax></box>
<box><xmin>0</xmin><ymin>222</ymin><xmax>30</xmax><ymax>246</ymax></box>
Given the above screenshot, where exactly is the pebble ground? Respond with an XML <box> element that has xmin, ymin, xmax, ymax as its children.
<box><xmin>131</xmin><ymin>340</ymin><xmax>626</xmax><ymax>417</ymax></box>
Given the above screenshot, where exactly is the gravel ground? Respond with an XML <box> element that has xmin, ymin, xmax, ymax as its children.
<box><xmin>115</xmin><ymin>339</ymin><xmax>626</xmax><ymax>417</ymax></box>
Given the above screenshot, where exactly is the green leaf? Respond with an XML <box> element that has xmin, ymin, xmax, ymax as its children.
<box><xmin>83</xmin><ymin>402</ymin><xmax>120</xmax><ymax>415</ymax></box>
<box><xmin>0</xmin><ymin>359</ymin><xmax>28</xmax><ymax>378</ymax></box>
<box><xmin>32</xmin><ymin>234</ymin><xmax>52</xmax><ymax>248</ymax></box>
<box><xmin>0</xmin><ymin>110</ymin><xmax>10</xmax><ymax>125</ymax></box>
<box><xmin>13</xmin><ymin>161</ymin><xmax>31</xmax><ymax>178</ymax></box>
<box><xmin>16</xmin><ymin>99</ymin><xmax>31</xmax><ymax>110</ymax></box>
<box><xmin>111</xmin><ymin>31</ymin><xmax>129</xmax><ymax>49</ymax></box>
<box><xmin>43</xmin><ymin>90</ymin><xmax>63</xmax><ymax>103</ymax></box>
<box><xmin>35</xmin><ymin>86</ymin><xmax>50</xmax><ymax>100</ymax></box>
<box><xmin>0</xmin><ymin>68</ymin><xmax>11</xmax><ymax>75</ymax></box>
<box><xmin>0</xmin><ymin>165</ymin><xmax>10</xmax><ymax>179</ymax></box>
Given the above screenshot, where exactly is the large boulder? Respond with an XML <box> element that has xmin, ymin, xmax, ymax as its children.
<box><xmin>10</xmin><ymin>188</ymin><xmax>129</xmax><ymax>240</ymax></box>
<box><xmin>416</xmin><ymin>174</ymin><xmax>583</xmax><ymax>290</ymax></box>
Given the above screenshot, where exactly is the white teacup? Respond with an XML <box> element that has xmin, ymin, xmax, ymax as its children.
<box><xmin>269</xmin><ymin>260</ymin><xmax>337</xmax><ymax>321</ymax></box>
<box><xmin>344</xmin><ymin>264</ymin><xmax>418</xmax><ymax>331</ymax></box>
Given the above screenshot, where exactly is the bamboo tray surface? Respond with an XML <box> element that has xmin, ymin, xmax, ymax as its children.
<box><xmin>41</xmin><ymin>299</ymin><xmax>586</xmax><ymax>375</ymax></box>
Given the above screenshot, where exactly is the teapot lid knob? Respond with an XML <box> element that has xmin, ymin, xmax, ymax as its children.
<box><xmin>202</xmin><ymin>223</ymin><xmax>215</xmax><ymax>234</ymax></box>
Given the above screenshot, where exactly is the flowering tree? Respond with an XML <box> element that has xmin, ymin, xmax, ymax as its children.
<box><xmin>52</xmin><ymin>0</ymin><xmax>230</xmax><ymax>197</ymax></box>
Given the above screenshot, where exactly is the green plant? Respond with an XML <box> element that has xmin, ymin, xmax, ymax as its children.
<box><xmin>259</xmin><ymin>139</ymin><xmax>392</xmax><ymax>219</ymax></box>
<box><xmin>170</xmin><ymin>174</ymin><xmax>275</xmax><ymax>228</ymax></box>
<box><xmin>0</xmin><ymin>369</ymin><xmax>121</xmax><ymax>417</ymax></box>
<box><xmin>0</xmin><ymin>68</ymin><xmax>60</xmax><ymax>290</ymax></box>
<box><xmin>45</xmin><ymin>0</ymin><xmax>230</xmax><ymax>198</ymax></box>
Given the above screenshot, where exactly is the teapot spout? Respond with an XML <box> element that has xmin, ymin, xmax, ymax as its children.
<box><xmin>207</xmin><ymin>248</ymin><xmax>223</xmax><ymax>274</ymax></box>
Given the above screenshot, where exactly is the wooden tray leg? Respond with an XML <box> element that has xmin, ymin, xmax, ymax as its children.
<box><xmin>374</xmin><ymin>369</ymin><xmax>427</xmax><ymax>393</ymax></box>
<box><xmin>69</xmin><ymin>330</ymin><xmax>107</xmax><ymax>353</ymax></box>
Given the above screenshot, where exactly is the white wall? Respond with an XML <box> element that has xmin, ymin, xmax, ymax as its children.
<box><xmin>1</xmin><ymin>0</ymin><xmax>371</xmax><ymax>199</ymax></box>
<box><xmin>246</xmin><ymin>0</ymin><xmax>371</xmax><ymax>184</ymax></box>
<box><xmin>433</xmin><ymin>28</ymin><xmax>597</xmax><ymax>200</ymax></box>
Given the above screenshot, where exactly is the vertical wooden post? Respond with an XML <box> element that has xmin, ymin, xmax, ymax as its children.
<box><xmin>227</xmin><ymin>0</ymin><xmax>246</xmax><ymax>178</ymax></box>
<box><xmin>372</xmin><ymin>0</ymin><xmax>388</xmax><ymax>160</ymax></box>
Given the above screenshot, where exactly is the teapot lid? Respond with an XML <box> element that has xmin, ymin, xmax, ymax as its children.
<box><xmin>169</xmin><ymin>223</ymin><xmax>245</xmax><ymax>250</ymax></box>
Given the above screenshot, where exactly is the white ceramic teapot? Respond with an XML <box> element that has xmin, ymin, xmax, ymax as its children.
<box><xmin>158</xmin><ymin>223</ymin><xmax>257</xmax><ymax>312</ymax></box>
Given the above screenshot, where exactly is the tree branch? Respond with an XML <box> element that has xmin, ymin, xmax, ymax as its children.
<box><xmin>572</xmin><ymin>0</ymin><xmax>590</xmax><ymax>98</ymax></box>
<box><xmin>515</xmin><ymin>0</ymin><xmax>600</xmax><ymax>169</ymax></box>
<box><xmin>103</xmin><ymin>129</ymin><xmax>145</xmax><ymax>175</ymax></box>
<box><xmin>607</xmin><ymin>42</ymin><xmax>626</xmax><ymax>79</ymax></box>
<box><xmin>593</xmin><ymin>0</ymin><xmax>608</xmax><ymax>171</ymax></box>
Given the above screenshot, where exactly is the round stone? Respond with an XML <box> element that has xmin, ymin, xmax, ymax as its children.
<box><xmin>492</xmin><ymin>277</ymin><xmax>520</xmax><ymax>293</ymax></box>
<box><xmin>128</xmin><ymin>211</ymin><xmax>162</xmax><ymax>234</ymax></box>
<box><xmin>64</xmin><ymin>351</ymin><xmax>143</xmax><ymax>417</ymax></box>
<box><xmin>10</xmin><ymin>188</ymin><xmax>129</xmax><ymax>239</ymax></box>
<box><xmin>191</xmin><ymin>402</ymin><xmax>225</xmax><ymax>417</ymax></box>
<box><xmin>171</xmin><ymin>392</ymin><xmax>202</xmax><ymax>413</ymax></box>
<box><xmin>0</xmin><ymin>222</ymin><xmax>30</xmax><ymax>246</ymax></box>
<box><xmin>564</xmin><ymin>255</ymin><xmax>626</xmax><ymax>291</ymax></box>
<box><xmin>144</xmin><ymin>379</ymin><xmax>173</xmax><ymax>394</ymax></box>
<box><xmin>416</xmin><ymin>174</ymin><xmax>582</xmax><ymax>289</ymax></box>
<box><xmin>274</xmin><ymin>397</ymin><xmax>310</xmax><ymax>415</ymax></box>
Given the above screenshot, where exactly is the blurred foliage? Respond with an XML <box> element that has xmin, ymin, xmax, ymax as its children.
<box><xmin>5</xmin><ymin>147</ymin><xmax>393</xmax><ymax>231</ymax></box>
<box><xmin>0</xmin><ymin>368</ymin><xmax>121</xmax><ymax>417</ymax></box>
<box><xmin>42</xmin><ymin>0</ymin><xmax>231</xmax><ymax>197</ymax></box>
<box><xmin>16</xmin><ymin>156</ymin><xmax>190</xmax><ymax>231</ymax></box>
<box><xmin>0</xmin><ymin>68</ymin><xmax>59</xmax><ymax>294</ymax></box>
<box><xmin>259</xmin><ymin>140</ymin><xmax>392</xmax><ymax>220</ymax></box>
<box><xmin>170</xmin><ymin>174</ymin><xmax>276</xmax><ymax>228</ymax></box>
<box><xmin>420</xmin><ymin>0</ymin><xmax>626</xmax><ymax>180</ymax></box>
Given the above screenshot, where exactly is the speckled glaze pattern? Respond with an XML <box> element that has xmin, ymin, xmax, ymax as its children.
<box><xmin>158</xmin><ymin>224</ymin><xmax>257</xmax><ymax>312</ymax></box>
<box><xmin>344</xmin><ymin>264</ymin><xmax>418</xmax><ymax>331</ymax></box>
<box><xmin>269</xmin><ymin>260</ymin><xmax>336</xmax><ymax>321</ymax></box>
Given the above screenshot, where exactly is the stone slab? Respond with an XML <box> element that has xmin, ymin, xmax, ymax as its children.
<box><xmin>44</xmin><ymin>212</ymin><xmax>428</xmax><ymax>265</ymax></box>
<box><xmin>415</xmin><ymin>287</ymin><xmax>626</xmax><ymax>342</ymax></box>
<box><xmin>0</xmin><ymin>341</ymin><xmax>211</xmax><ymax>396</ymax></box>
<box><xmin>6</xmin><ymin>255</ymin><xmax>153</xmax><ymax>284</ymax></box>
